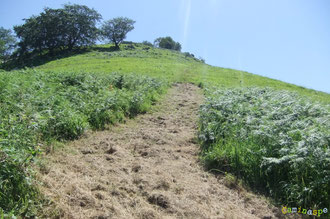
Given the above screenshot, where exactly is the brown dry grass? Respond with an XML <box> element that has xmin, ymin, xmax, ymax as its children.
<box><xmin>37</xmin><ymin>83</ymin><xmax>281</xmax><ymax>219</ymax></box>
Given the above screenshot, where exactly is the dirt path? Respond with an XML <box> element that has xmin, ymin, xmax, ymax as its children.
<box><xmin>38</xmin><ymin>83</ymin><xmax>279</xmax><ymax>219</ymax></box>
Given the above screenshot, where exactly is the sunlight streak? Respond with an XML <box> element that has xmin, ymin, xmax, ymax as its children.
<box><xmin>182</xmin><ymin>0</ymin><xmax>191</xmax><ymax>49</ymax></box>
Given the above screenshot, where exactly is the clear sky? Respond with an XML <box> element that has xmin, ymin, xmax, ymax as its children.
<box><xmin>1</xmin><ymin>0</ymin><xmax>329</xmax><ymax>93</ymax></box>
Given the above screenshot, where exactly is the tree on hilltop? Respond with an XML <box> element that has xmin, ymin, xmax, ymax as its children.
<box><xmin>62</xmin><ymin>4</ymin><xmax>102</xmax><ymax>50</ymax></box>
<box><xmin>154</xmin><ymin>36</ymin><xmax>181</xmax><ymax>51</ymax></box>
<box><xmin>101</xmin><ymin>17</ymin><xmax>135</xmax><ymax>49</ymax></box>
<box><xmin>14</xmin><ymin>4</ymin><xmax>102</xmax><ymax>56</ymax></box>
<box><xmin>0</xmin><ymin>27</ymin><xmax>16</xmax><ymax>60</ymax></box>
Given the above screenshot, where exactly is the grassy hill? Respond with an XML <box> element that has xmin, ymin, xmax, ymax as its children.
<box><xmin>0</xmin><ymin>43</ymin><xmax>329</xmax><ymax>217</ymax></box>
<box><xmin>35</xmin><ymin>43</ymin><xmax>330</xmax><ymax>209</ymax></box>
<box><xmin>35</xmin><ymin>43</ymin><xmax>330</xmax><ymax>103</ymax></box>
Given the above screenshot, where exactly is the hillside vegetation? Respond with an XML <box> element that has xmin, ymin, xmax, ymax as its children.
<box><xmin>0</xmin><ymin>68</ymin><xmax>165</xmax><ymax>216</ymax></box>
<box><xmin>199</xmin><ymin>87</ymin><xmax>330</xmax><ymax>208</ymax></box>
<box><xmin>34</xmin><ymin>43</ymin><xmax>330</xmax><ymax>103</ymax></box>
<box><xmin>1</xmin><ymin>43</ymin><xmax>329</xmax><ymax>216</ymax></box>
<box><xmin>36</xmin><ymin>43</ymin><xmax>330</xmax><ymax>209</ymax></box>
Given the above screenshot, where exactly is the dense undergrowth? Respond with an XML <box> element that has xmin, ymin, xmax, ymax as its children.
<box><xmin>198</xmin><ymin>87</ymin><xmax>330</xmax><ymax>208</ymax></box>
<box><xmin>0</xmin><ymin>69</ymin><xmax>165</xmax><ymax>216</ymax></box>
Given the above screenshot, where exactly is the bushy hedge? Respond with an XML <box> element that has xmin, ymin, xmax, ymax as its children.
<box><xmin>0</xmin><ymin>69</ymin><xmax>166</xmax><ymax>215</ymax></box>
<box><xmin>199</xmin><ymin>87</ymin><xmax>330</xmax><ymax>208</ymax></box>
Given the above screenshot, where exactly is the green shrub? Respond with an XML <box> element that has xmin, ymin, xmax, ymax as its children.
<box><xmin>86</xmin><ymin>90</ymin><xmax>126</xmax><ymax>130</ymax></box>
<box><xmin>42</xmin><ymin>108</ymin><xmax>88</xmax><ymax>140</ymax></box>
<box><xmin>142</xmin><ymin>41</ymin><xmax>153</xmax><ymax>47</ymax></box>
<box><xmin>0</xmin><ymin>151</ymin><xmax>38</xmax><ymax>216</ymax></box>
<box><xmin>199</xmin><ymin>87</ymin><xmax>330</xmax><ymax>208</ymax></box>
<box><xmin>0</xmin><ymin>115</ymin><xmax>39</xmax><ymax>216</ymax></box>
<box><xmin>183</xmin><ymin>52</ymin><xmax>194</xmax><ymax>58</ymax></box>
<box><xmin>0</xmin><ymin>69</ymin><xmax>166</xmax><ymax>216</ymax></box>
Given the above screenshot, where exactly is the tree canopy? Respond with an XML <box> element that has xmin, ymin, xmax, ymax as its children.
<box><xmin>101</xmin><ymin>17</ymin><xmax>135</xmax><ymax>49</ymax></box>
<box><xmin>154</xmin><ymin>36</ymin><xmax>181</xmax><ymax>51</ymax></box>
<box><xmin>0</xmin><ymin>27</ymin><xmax>16</xmax><ymax>60</ymax></box>
<box><xmin>62</xmin><ymin>4</ymin><xmax>102</xmax><ymax>50</ymax></box>
<box><xmin>14</xmin><ymin>4</ymin><xmax>101</xmax><ymax>55</ymax></box>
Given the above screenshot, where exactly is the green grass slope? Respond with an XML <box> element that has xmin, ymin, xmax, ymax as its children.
<box><xmin>36</xmin><ymin>43</ymin><xmax>330</xmax><ymax>103</ymax></box>
<box><xmin>1</xmin><ymin>42</ymin><xmax>329</xmax><ymax>216</ymax></box>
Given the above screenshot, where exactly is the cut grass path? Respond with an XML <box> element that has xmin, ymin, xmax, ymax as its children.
<box><xmin>37</xmin><ymin>83</ymin><xmax>279</xmax><ymax>218</ymax></box>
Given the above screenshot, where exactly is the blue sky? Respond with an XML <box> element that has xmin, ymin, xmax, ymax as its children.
<box><xmin>1</xmin><ymin>0</ymin><xmax>329</xmax><ymax>93</ymax></box>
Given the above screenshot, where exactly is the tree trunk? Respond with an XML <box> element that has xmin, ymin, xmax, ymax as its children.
<box><xmin>114</xmin><ymin>42</ymin><xmax>119</xmax><ymax>50</ymax></box>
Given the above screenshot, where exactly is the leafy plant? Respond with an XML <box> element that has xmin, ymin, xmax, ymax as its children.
<box><xmin>0</xmin><ymin>69</ymin><xmax>166</xmax><ymax>216</ymax></box>
<box><xmin>199</xmin><ymin>87</ymin><xmax>330</xmax><ymax>208</ymax></box>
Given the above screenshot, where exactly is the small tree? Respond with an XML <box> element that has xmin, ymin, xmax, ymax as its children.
<box><xmin>0</xmin><ymin>27</ymin><xmax>16</xmax><ymax>60</ymax></box>
<box><xmin>101</xmin><ymin>17</ymin><xmax>135</xmax><ymax>49</ymax></box>
<box><xmin>174</xmin><ymin>42</ymin><xmax>181</xmax><ymax>51</ymax></box>
<box><xmin>142</xmin><ymin>41</ymin><xmax>153</xmax><ymax>47</ymax></box>
<box><xmin>154</xmin><ymin>36</ymin><xmax>181</xmax><ymax>51</ymax></box>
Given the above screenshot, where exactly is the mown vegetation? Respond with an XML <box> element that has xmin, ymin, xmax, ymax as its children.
<box><xmin>198</xmin><ymin>87</ymin><xmax>330</xmax><ymax>208</ymax></box>
<box><xmin>33</xmin><ymin>44</ymin><xmax>329</xmax><ymax>210</ymax></box>
<box><xmin>0</xmin><ymin>69</ymin><xmax>165</xmax><ymax>216</ymax></box>
<box><xmin>1</xmin><ymin>0</ymin><xmax>329</xmax><ymax>218</ymax></box>
<box><xmin>1</xmin><ymin>3</ymin><xmax>330</xmax><ymax>216</ymax></box>
<box><xmin>1</xmin><ymin>41</ymin><xmax>330</xmax><ymax>216</ymax></box>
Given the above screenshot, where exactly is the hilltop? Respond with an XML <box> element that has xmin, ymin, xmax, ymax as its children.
<box><xmin>15</xmin><ymin>42</ymin><xmax>329</xmax><ymax>103</ymax></box>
